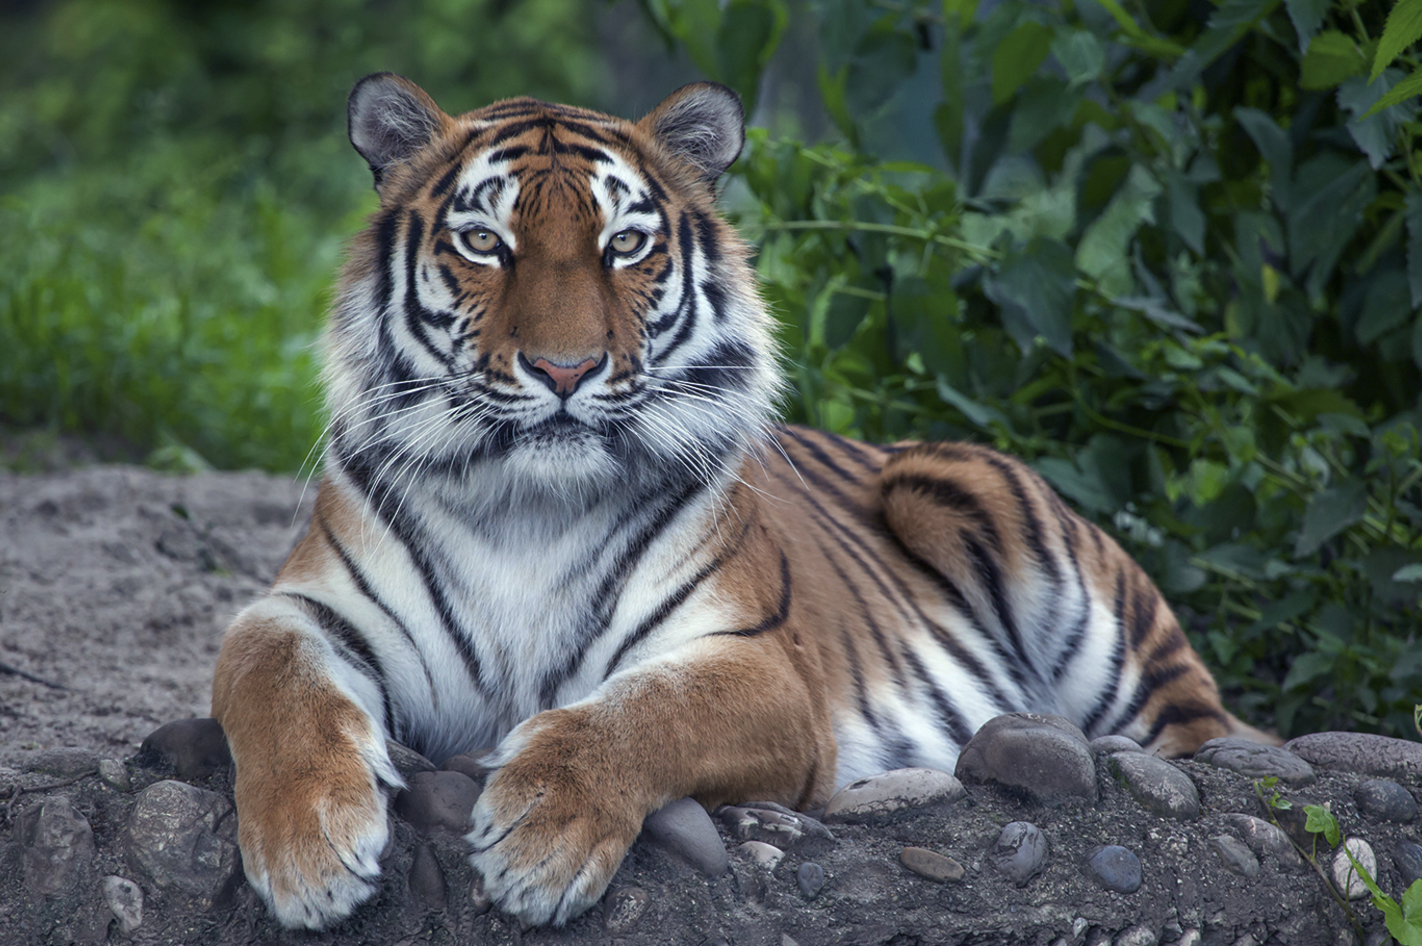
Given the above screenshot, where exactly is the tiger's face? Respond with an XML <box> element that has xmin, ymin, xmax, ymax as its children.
<box><xmin>327</xmin><ymin>76</ymin><xmax>779</xmax><ymax>502</ymax></box>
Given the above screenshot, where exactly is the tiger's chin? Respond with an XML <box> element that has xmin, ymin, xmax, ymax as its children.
<box><xmin>499</xmin><ymin>422</ymin><xmax>621</xmax><ymax>495</ymax></box>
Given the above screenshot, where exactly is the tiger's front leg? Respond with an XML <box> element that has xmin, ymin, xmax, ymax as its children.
<box><xmin>211</xmin><ymin>601</ymin><xmax>400</xmax><ymax>929</ymax></box>
<box><xmin>469</xmin><ymin>636</ymin><xmax>833</xmax><ymax>926</ymax></box>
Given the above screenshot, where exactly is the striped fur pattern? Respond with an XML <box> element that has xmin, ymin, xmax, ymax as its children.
<box><xmin>212</xmin><ymin>74</ymin><xmax>1261</xmax><ymax>930</ymax></box>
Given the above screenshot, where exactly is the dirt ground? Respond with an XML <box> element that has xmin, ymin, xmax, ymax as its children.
<box><xmin>0</xmin><ymin>458</ymin><xmax>311</xmax><ymax>773</ymax></box>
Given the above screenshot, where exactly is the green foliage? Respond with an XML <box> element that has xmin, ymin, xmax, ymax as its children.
<box><xmin>0</xmin><ymin>0</ymin><xmax>603</xmax><ymax>471</ymax></box>
<box><xmin>653</xmin><ymin>0</ymin><xmax>1422</xmax><ymax>738</ymax></box>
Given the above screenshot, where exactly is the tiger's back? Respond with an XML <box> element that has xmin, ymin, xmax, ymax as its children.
<box><xmin>212</xmin><ymin>74</ymin><xmax>1266</xmax><ymax>932</ymax></box>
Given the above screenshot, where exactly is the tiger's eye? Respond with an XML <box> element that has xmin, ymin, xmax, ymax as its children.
<box><xmin>609</xmin><ymin>230</ymin><xmax>646</xmax><ymax>255</ymax></box>
<box><xmin>462</xmin><ymin>229</ymin><xmax>502</xmax><ymax>254</ymax></box>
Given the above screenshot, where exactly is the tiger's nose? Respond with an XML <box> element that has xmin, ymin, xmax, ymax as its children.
<box><xmin>518</xmin><ymin>352</ymin><xmax>606</xmax><ymax>398</ymax></box>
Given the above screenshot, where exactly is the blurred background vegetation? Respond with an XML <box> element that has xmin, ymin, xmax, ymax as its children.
<box><xmin>3</xmin><ymin>0</ymin><xmax>1420</xmax><ymax>738</ymax></box>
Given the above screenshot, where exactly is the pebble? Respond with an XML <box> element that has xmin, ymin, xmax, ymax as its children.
<box><xmin>822</xmin><ymin>768</ymin><xmax>966</xmax><ymax>823</ymax></box>
<box><xmin>97</xmin><ymin>758</ymin><xmax>130</xmax><ymax>791</ymax></box>
<box><xmin>1394</xmin><ymin>839</ymin><xmax>1422</xmax><ymax>885</ymax></box>
<box><xmin>1115</xmin><ymin>925</ymin><xmax>1158</xmax><ymax>946</ymax></box>
<box><xmin>385</xmin><ymin>740</ymin><xmax>438</xmax><ymax>779</ymax></box>
<box><xmin>1109</xmin><ymin>752</ymin><xmax>1200</xmax><ymax>820</ymax></box>
<box><xmin>900</xmin><ymin>846</ymin><xmax>965</xmax><ymax>883</ymax></box>
<box><xmin>739</xmin><ymin>801</ymin><xmax>834</xmax><ymax>839</ymax></box>
<box><xmin>28</xmin><ymin>747</ymin><xmax>100</xmax><ymax>779</ymax></box>
<box><xmin>1092</xmin><ymin>735</ymin><xmax>1144</xmax><ymax>755</ymax></box>
<box><xmin>641</xmin><ymin>796</ymin><xmax>729</xmax><ymax>876</ymax></box>
<box><xmin>442</xmin><ymin>751</ymin><xmax>495</xmax><ymax>783</ymax></box>
<box><xmin>393</xmin><ymin>769</ymin><xmax>480</xmax><ymax>834</ymax></box>
<box><xmin>603</xmin><ymin>885</ymin><xmax>649</xmax><ymax>933</ymax></box>
<box><xmin>1210</xmin><ymin>835</ymin><xmax>1260</xmax><ymax>878</ymax></box>
<box><xmin>17</xmin><ymin>796</ymin><xmax>96</xmax><ymax>896</ymax></box>
<box><xmin>1176</xmin><ymin>931</ymin><xmax>1202</xmax><ymax>946</ymax></box>
<box><xmin>101</xmin><ymin>875</ymin><xmax>143</xmax><ymax>933</ymax></box>
<box><xmin>797</xmin><ymin>861</ymin><xmax>825</xmax><ymax>899</ymax></box>
<box><xmin>719</xmin><ymin>806</ymin><xmax>809</xmax><ymax>848</ymax></box>
<box><xmin>1088</xmin><ymin>845</ymin><xmax>1142</xmax><ymax>894</ymax></box>
<box><xmin>1221</xmin><ymin>813</ymin><xmax>1301</xmax><ymax>867</ymax></box>
<box><xmin>993</xmin><ymin>821</ymin><xmax>1048</xmax><ymax>886</ymax></box>
<box><xmin>955</xmin><ymin>714</ymin><xmax>1096</xmax><ymax>805</ymax></box>
<box><xmin>1284</xmin><ymin>732</ymin><xmax>1422</xmax><ymax>780</ymax></box>
<box><xmin>137</xmin><ymin>719</ymin><xmax>231</xmax><ymax>779</ymax></box>
<box><xmin>126</xmin><ymin>780</ymin><xmax>240</xmax><ymax>907</ymax></box>
<box><xmin>1332</xmin><ymin>838</ymin><xmax>1377</xmax><ymax>900</ymax></box>
<box><xmin>408</xmin><ymin>842</ymin><xmax>446</xmax><ymax>910</ymax></box>
<box><xmin>1193</xmin><ymin>737</ymin><xmax>1316</xmax><ymax>786</ymax></box>
<box><xmin>1354</xmin><ymin>779</ymin><xmax>1417</xmax><ymax>823</ymax></box>
<box><xmin>738</xmin><ymin>840</ymin><xmax>785</xmax><ymax>869</ymax></box>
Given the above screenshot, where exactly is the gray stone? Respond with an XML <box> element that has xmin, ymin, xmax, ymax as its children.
<box><xmin>386</xmin><ymin>740</ymin><xmax>438</xmax><ymax>780</ymax></box>
<box><xmin>1354</xmin><ymin>779</ymin><xmax>1416</xmax><ymax>823</ymax></box>
<box><xmin>28</xmin><ymin>747</ymin><xmax>100</xmax><ymax>779</ymax></box>
<box><xmin>1284</xmin><ymin>732</ymin><xmax>1422</xmax><ymax>780</ymax></box>
<box><xmin>822</xmin><ymin>768</ymin><xmax>966</xmax><ymax>823</ymax></box>
<box><xmin>1394</xmin><ymin>839</ymin><xmax>1422</xmax><ymax>885</ymax></box>
<box><xmin>1221</xmin><ymin>813</ymin><xmax>1302</xmax><ymax>867</ymax></box>
<box><xmin>796</xmin><ymin>861</ymin><xmax>825</xmax><ymax>899</ymax></box>
<box><xmin>1088</xmin><ymin>845</ymin><xmax>1142</xmax><ymax>893</ymax></box>
<box><xmin>408</xmin><ymin>842</ymin><xmax>446</xmax><ymax>911</ymax></box>
<box><xmin>102</xmin><ymin>875</ymin><xmax>143</xmax><ymax>933</ymax></box>
<box><xmin>97</xmin><ymin>758</ymin><xmax>130</xmax><ymax>791</ymax></box>
<box><xmin>603</xmin><ymin>885</ymin><xmax>649</xmax><ymax>932</ymax></box>
<box><xmin>126</xmin><ymin>779</ymin><xmax>239</xmax><ymax>907</ymax></box>
<box><xmin>1110</xmin><ymin>753</ymin><xmax>1200</xmax><ymax>820</ymax></box>
<box><xmin>137</xmin><ymin>718</ymin><xmax>231</xmax><ymax>779</ymax></box>
<box><xmin>993</xmin><ymin>821</ymin><xmax>1048</xmax><ymax>886</ymax></box>
<box><xmin>641</xmin><ymin>796</ymin><xmax>728</xmax><ymax>877</ymax></box>
<box><xmin>442</xmin><ymin>751</ymin><xmax>495</xmax><ymax>783</ymax></box>
<box><xmin>1193</xmin><ymin>737</ymin><xmax>1315</xmax><ymax>786</ymax></box>
<box><xmin>737</xmin><ymin>840</ymin><xmax>785</xmax><ymax>870</ymax></box>
<box><xmin>900</xmin><ymin>846</ymin><xmax>965</xmax><ymax>882</ymax></box>
<box><xmin>1176</xmin><ymin>932</ymin><xmax>1202</xmax><ymax>946</ymax></box>
<box><xmin>17</xmin><ymin>797</ymin><xmax>95</xmax><ymax>896</ymax></box>
<box><xmin>394</xmin><ymin>769</ymin><xmax>479</xmax><ymax>834</ymax></box>
<box><xmin>956</xmin><ymin>713</ymin><xmax>1096</xmax><ymax>805</ymax></box>
<box><xmin>1332</xmin><ymin>838</ymin><xmax>1376</xmax><ymax>900</ymax></box>
<box><xmin>1092</xmin><ymin>735</ymin><xmax>1144</xmax><ymax>755</ymax></box>
<box><xmin>1210</xmin><ymin>835</ymin><xmax>1259</xmax><ymax>878</ymax></box>
<box><xmin>1116</xmin><ymin>926</ymin><xmax>1158</xmax><ymax>946</ymax></box>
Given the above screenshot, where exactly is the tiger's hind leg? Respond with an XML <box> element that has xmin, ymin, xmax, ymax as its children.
<box><xmin>877</xmin><ymin>441</ymin><xmax>1271</xmax><ymax>757</ymax></box>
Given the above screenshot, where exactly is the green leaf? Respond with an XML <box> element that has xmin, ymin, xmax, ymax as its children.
<box><xmin>1299</xmin><ymin>30</ymin><xmax>1367</xmax><ymax>90</ymax></box>
<box><xmin>1035</xmin><ymin>456</ymin><xmax>1115</xmax><ymax>513</ymax></box>
<box><xmin>1394</xmin><ymin>881</ymin><xmax>1422</xmax><ymax>946</ymax></box>
<box><xmin>1356</xmin><ymin>269</ymin><xmax>1414</xmax><ymax>346</ymax></box>
<box><xmin>1234</xmin><ymin>107</ymin><xmax>1293</xmax><ymax>178</ymax></box>
<box><xmin>1302</xmin><ymin>804</ymin><xmax>1341</xmax><ymax>846</ymax></box>
<box><xmin>1408</xmin><ymin>191</ymin><xmax>1422</xmax><ymax>307</ymax></box>
<box><xmin>1295</xmin><ymin>480</ymin><xmax>1370</xmax><ymax>556</ymax></box>
<box><xmin>1340</xmin><ymin>71</ymin><xmax>1421</xmax><ymax>169</ymax></box>
<box><xmin>1051</xmin><ymin>28</ymin><xmax>1105</xmax><ymax>86</ymax></box>
<box><xmin>984</xmin><ymin>237</ymin><xmax>1077</xmax><ymax>356</ymax></box>
<box><xmin>993</xmin><ymin>21</ymin><xmax>1054</xmax><ymax>105</ymax></box>
<box><xmin>1360</xmin><ymin>67</ymin><xmax>1422</xmax><ymax>119</ymax></box>
<box><xmin>937</xmin><ymin>18</ymin><xmax>966</xmax><ymax>166</ymax></box>
<box><xmin>937</xmin><ymin>378</ymin><xmax>1012</xmax><ymax>432</ymax></box>
<box><xmin>1372</xmin><ymin>0</ymin><xmax>1422</xmax><ymax>82</ymax></box>
<box><xmin>1076</xmin><ymin>163</ymin><xmax>1161</xmax><ymax>297</ymax></box>
<box><xmin>1284</xmin><ymin>0</ymin><xmax>1331</xmax><ymax>52</ymax></box>
<box><xmin>1393</xmin><ymin>564</ymin><xmax>1422</xmax><ymax>582</ymax></box>
<box><xmin>889</xmin><ymin>277</ymin><xmax>961</xmax><ymax>376</ymax></box>
<box><xmin>845</xmin><ymin>26</ymin><xmax>918</xmax><ymax>122</ymax></box>
<box><xmin>1282</xmin><ymin>651</ymin><xmax>1336</xmax><ymax>692</ymax></box>
<box><xmin>715</xmin><ymin>0</ymin><xmax>785</xmax><ymax>116</ymax></box>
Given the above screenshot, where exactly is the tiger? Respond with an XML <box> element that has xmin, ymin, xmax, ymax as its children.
<box><xmin>210</xmin><ymin>73</ymin><xmax>1270</xmax><ymax>931</ymax></box>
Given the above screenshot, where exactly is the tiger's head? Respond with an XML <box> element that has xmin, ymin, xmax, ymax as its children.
<box><xmin>325</xmin><ymin>74</ymin><xmax>780</xmax><ymax>507</ymax></box>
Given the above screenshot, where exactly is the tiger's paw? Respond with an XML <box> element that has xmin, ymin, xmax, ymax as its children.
<box><xmin>233</xmin><ymin>738</ymin><xmax>400</xmax><ymax>929</ymax></box>
<box><xmin>467</xmin><ymin>712</ymin><xmax>644</xmax><ymax>926</ymax></box>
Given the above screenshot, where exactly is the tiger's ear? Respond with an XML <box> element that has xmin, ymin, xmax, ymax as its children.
<box><xmin>348</xmin><ymin>73</ymin><xmax>449</xmax><ymax>190</ymax></box>
<box><xmin>639</xmin><ymin>83</ymin><xmax>745</xmax><ymax>185</ymax></box>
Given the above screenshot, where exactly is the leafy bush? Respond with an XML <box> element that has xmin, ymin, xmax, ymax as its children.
<box><xmin>641</xmin><ymin>0</ymin><xmax>1422</xmax><ymax>738</ymax></box>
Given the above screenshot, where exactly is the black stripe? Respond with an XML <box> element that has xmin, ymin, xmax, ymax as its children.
<box><xmin>430</xmin><ymin>164</ymin><xmax>462</xmax><ymax>199</ymax></box>
<box><xmin>1140</xmin><ymin>702</ymin><xmax>1229</xmax><ymax>748</ymax></box>
<box><xmin>881</xmin><ymin>472</ymin><xmax>1004</xmax><ymax>554</ymax></box>
<box><xmin>279</xmin><ymin>592</ymin><xmax>395</xmax><ymax>737</ymax></box>
<box><xmin>1079</xmin><ymin>572</ymin><xmax>1128</xmax><ymax>735</ymax></box>
<box><xmin>900</xmin><ymin>647</ymin><xmax>975</xmax><ymax>746</ymax></box>
<box><xmin>712</xmin><ymin>552</ymin><xmax>792</xmax><ymax>638</ymax></box>
<box><xmin>402</xmin><ymin>211</ymin><xmax>458</xmax><ymax>361</ymax></box>
<box><xmin>651</xmin><ymin>216</ymin><xmax>699</xmax><ymax>358</ymax></box>
<box><xmin>983</xmin><ymin>455</ymin><xmax>1062</xmax><ymax>587</ymax></box>
<box><xmin>1129</xmin><ymin>582</ymin><xmax>1159</xmax><ymax>649</ymax></box>
<box><xmin>1101</xmin><ymin>662</ymin><xmax>1192</xmax><ymax>737</ymax></box>
<box><xmin>823</xmin><ymin>552</ymin><xmax>909</xmax><ymax>689</ymax></box>
<box><xmin>692</xmin><ymin>209</ymin><xmax>721</xmax><ymax>264</ymax></box>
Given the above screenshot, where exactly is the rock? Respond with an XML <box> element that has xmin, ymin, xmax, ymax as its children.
<box><xmin>1109</xmin><ymin>753</ymin><xmax>1201</xmax><ymax>820</ymax></box>
<box><xmin>1332</xmin><ymin>838</ymin><xmax>1376</xmax><ymax>900</ymax></box>
<box><xmin>1088</xmin><ymin>845</ymin><xmax>1142</xmax><ymax>894</ymax></box>
<box><xmin>393</xmin><ymin>769</ymin><xmax>479</xmax><ymax>834</ymax></box>
<box><xmin>738</xmin><ymin>801</ymin><xmax>834</xmax><ymax>839</ymax></box>
<box><xmin>408</xmin><ymin>842</ymin><xmax>446</xmax><ymax>911</ymax></box>
<box><xmin>641</xmin><ymin>796</ymin><xmax>728</xmax><ymax>877</ymax></box>
<box><xmin>1221</xmin><ymin>813</ymin><xmax>1302</xmax><ymax>867</ymax></box>
<box><xmin>102</xmin><ymin>875</ymin><xmax>144</xmax><ymax>933</ymax></box>
<box><xmin>442</xmin><ymin>751</ymin><xmax>495</xmax><ymax>783</ymax></box>
<box><xmin>718</xmin><ymin>806</ymin><xmax>807</xmax><ymax>848</ymax></box>
<box><xmin>1116</xmin><ymin>926</ymin><xmax>1158</xmax><ymax>946</ymax></box>
<box><xmin>737</xmin><ymin>841</ymin><xmax>785</xmax><ymax>869</ymax></box>
<box><xmin>1210</xmin><ymin>835</ymin><xmax>1260</xmax><ymax>878</ymax></box>
<box><xmin>27</xmin><ymin>747</ymin><xmax>100</xmax><ymax>779</ymax></box>
<box><xmin>796</xmin><ymin>861</ymin><xmax>825</xmax><ymax>899</ymax></box>
<box><xmin>1354</xmin><ymin>779</ymin><xmax>1416</xmax><ymax>823</ymax></box>
<box><xmin>1395</xmin><ymin>839</ymin><xmax>1422</xmax><ymax>885</ymax></box>
<box><xmin>1284</xmin><ymin>732</ymin><xmax>1422</xmax><ymax>780</ymax></box>
<box><xmin>125</xmin><ymin>779</ymin><xmax>239</xmax><ymax>907</ymax></box>
<box><xmin>603</xmin><ymin>885</ymin><xmax>649</xmax><ymax>933</ymax></box>
<box><xmin>955</xmin><ymin>713</ymin><xmax>1096</xmax><ymax>805</ymax></box>
<box><xmin>993</xmin><ymin>821</ymin><xmax>1048</xmax><ymax>886</ymax></box>
<box><xmin>900</xmin><ymin>846</ymin><xmax>965</xmax><ymax>883</ymax></box>
<box><xmin>386</xmin><ymin>740</ymin><xmax>438</xmax><ymax>780</ymax></box>
<box><xmin>822</xmin><ymin>768</ymin><xmax>966</xmax><ymax>823</ymax></box>
<box><xmin>1193</xmin><ymin>737</ymin><xmax>1315</xmax><ymax>786</ymax></box>
<box><xmin>137</xmin><ymin>719</ymin><xmax>231</xmax><ymax>779</ymax></box>
<box><xmin>1092</xmin><ymin>735</ymin><xmax>1144</xmax><ymax>755</ymax></box>
<box><xmin>97</xmin><ymin>758</ymin><xmax>130</xmax><ymax>791</ymax></box>
<box><xmin>17</xmin><ymin>797</ymin><xmax>95</xmax><ymax>896</ymax></box>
